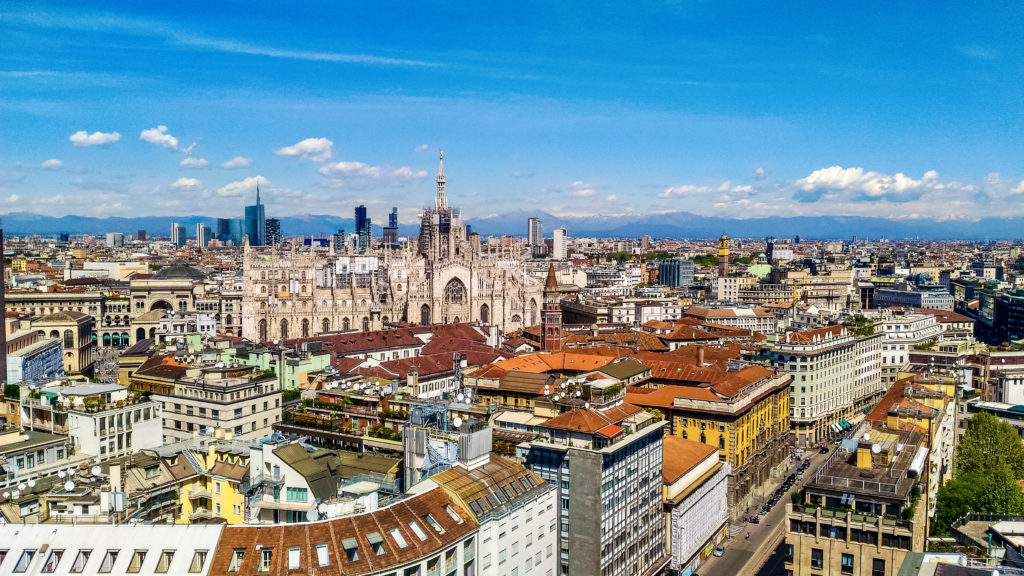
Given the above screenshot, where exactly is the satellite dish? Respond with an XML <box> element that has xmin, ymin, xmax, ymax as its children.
<box><xmin>453</xmin><ymin>416</ymin><xmax>463</xmax><ymax>428</ymax></box>
<box><xmin>575</xmin><ymin>390</ymin><xmax>581</xmax><ymax>397</ymax></box>
<box><xmin>22</xmin><ymin>434</ymin><xmax>30</xmax><ymax>441</ymax></box>
<box><xmin>317</xmin><ymin>503</ymin><xmax>326</xmax><ymax>514</ymax></box>
<box><xmin>1</xmin><ymin>491</ymin><xmax>8</xmax><ymax>499</ymax></box>
<box><xmin>871</xmin><ymin>444</ymin><xmax>881</xmax><ymax>454</ymax></box>
<box><xmin>273</xmin><ymin>340</ymin><xmax>280</xmax><ymax>345</ymax></box>
<box><xmin>64</xmin><ymin>481</ymin><xmax>75</xmax><ymax>491</ymax></box>
<box><xmin>584</xmin><ymin>402</ymin><xmax>590</xmax><ymax>409</ymax></box>
<box><xmin>58</xmin><ymin>471</ymin><xmax>66</xmax><ymax>478</ymax></box>
<box><xmin>91</xmin><ymin>466</ymin><xmax>102</xmax><ymax>476</ymax></box>
<box><xmin>11</xmin><ymin>490</ymin><xmax>20</xmax><ymax>499</ymax></box>
<box><xmin>457</xmin><ymin>393</ymin><xmax>465</xmax><ymax>402</ymax></box>
<box><xmin>17</xmin><ymin>483</ymin><xmax>26</xmax><ymax>491</ymax></box>
<box><xmin>27</xmin><ymin>480</ymin><xmax>36</xmax><ymax>488</ymax></box>
<box><xmin>863</xmin><ymin>433</ymin><xmax>870</xmax><ymax>441</ymax></box>
<box><xmin>306</xmin><ymin>509</ymin><xmax>318</xmax><ymax>522</ymax></box>
<box><xmin>68</xmin><ymin>468</ymin><xmax>76</xmax><ymax>476</ymax></box>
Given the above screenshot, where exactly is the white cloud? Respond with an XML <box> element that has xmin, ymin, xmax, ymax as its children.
<box><xmin>659</xmin><ymin>181</ymin><xmax>753</xmax><ymax>198</ymax></box>
<box><xmin>606</xmin><ymin>194</ymin><xmax>617</xmax><ymax>201</ymax></box>
<box><xmin>40</xmin><ymin>158</ymin><xmax>63</xmax><ymax>169</ymax></box>
<box><xmin>139</xmin><ymin>125</ymin><xmax>179</xmax><ymax>149</ymax></box>
<box><xmin>414</xmin><ymin>144</ymin><xmax>429</xmax><ymax>152</ymax></box>
<box><xmin>320</xmin><ymin>161</ymin><xmax>380</xmax><ymax>178</ymax></box>
<box><xmin>180</xmin><ymin>157</ymin><xmax>209</xmax><ymax>168</ymax></box>
<box><xmin>1011</xmin><ymin>180</ymin><xmax>1024</xmax><ymax>195</ymax></box>
<box><xmin>571</xmin><ymin>181</ymin><xmax>596</xmax><ymax>197</ymax></box>
<box><xmin>754</xmin><ymin>167</ymin><xmax>767</xmax><ymax>181</ymax></box>
<box><xmin>221</xmin><ymin>156</ymin><xmax>252</xmax><ymax>169</ymax></box>
<box><xmin>172</xmin><ymin>177</ymin><xmax>203</xmax><ymax>190</ymax></box>
<box><xmin>792</xmin><ymin>166</ymin><xmax>939</xmax><ymax>203</ymax></box>
<box><xmin>217</xmin><ymin>176</ymin><xmax>267</xmax><ymax>197</ymax></box>
<box><xmin>7</xmin><ymin>194</ymin><xmax>20</xmax><ymax>203</ymax></box>
<box><xmin>69</xmin><ymin>130</ymin><xmax>120</xmax><ymax>147</ymax></box>
<box><xmin>318</xmin><ymin>162</ymin><xmax>427</xmax><ymax>188</ymax></box>
<box><xmin>275</xmin><ymin>138</ymin><xmax>333</xmax><ymax>162</ymax></box>
<box><xmin>392</xmin><ymin>166</ymin><xmax>428</xmax><ymax>179</ymax></box>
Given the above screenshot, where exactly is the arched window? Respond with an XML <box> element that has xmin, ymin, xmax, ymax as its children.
<box><xmin>322</xmin><ymin>318</ymin><xmax>330</xmax><ymax>333</ymax></box>
<box><xmin>102</xmin><ymin>333</ymin><xmax>111</xmax><ymax>346</ymax></box>
<box><xmin>301</xmin><ymin>319</ymin><xmax>310</xmax><ymax>338</ymax></box>
<box><xmin>121</xmin><ymin>332</ymin><xmax>129</xmax><ymax>347</ymax></box>
<box><xmin>111</xmin><ymin>333</ymin><xmax>120</xmax><ymax>347</ymax></box>
<box><xmin>718</xmin><ymin>435</ymin><xmax>725</xmax><ymax>450</ymax></box>
<box><xmin>700</xmin><ymin>432</ymin><xmax>706</xmax><ymax>444</ymax></box>
<box><xmin>342</xmin><ymin>317</ymin><xmax>350</xmax><ymax>331</ymax></box>
<box><xmin>528</xmin><ymin>299</ymin><xmax>538</xmax><ymax>326</ymax></box>
<box><xmin>260</xmin><ymin>285</ymin><xmax>267</xmax><ymax>294</ymax></box>
<box><xmin>226</xmin><ymin>314</ymin><xmax>233</xmax><ymax>326</ymax></box>
<box><xmin>136</xmin><ymin>327</ymin><xmax>146</xmax><ymax>342</ymax></box>
<box><xmin>443</xmin><ymin>278</ymin><xmax>467</xmax><ymax>305</ymax></box>
<box><xmin>480</xmin><ymin>304</ymin><xmax>490</xmax><ymax>324</ymax></box>
<box><xmin>361</xmin><ymin>317</ymin><xmax>369</xmax><ymax>332</ymax></box>
<box><xmin>510</xmin><ymin>314</ymin><xmax>522</xmax><ymax>324</ymax></box>
<box><xmin>420</xmin><ymin>304</ymin><xmax>431</xmax><ymax>325</ymax></box>
<box><xmin>280</xmin><ymin>319</ymin><xmax>289</xmax><ymax>340</ymax></box>
<box><xmin>259</xmin><ymin>319</ymin><xmax>268</xmax><ymax>341</ymax></box>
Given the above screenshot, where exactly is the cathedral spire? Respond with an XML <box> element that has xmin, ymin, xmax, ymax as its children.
<box><xmin>436</xmin><ymin>151</ymin><xmax>447</xmax><ymax>210</ymax></box>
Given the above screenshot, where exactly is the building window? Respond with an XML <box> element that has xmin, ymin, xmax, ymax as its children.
<box><xmin>188</xmin><ymin>551</ymin><xmax>207</xmax><ymax>573</ymax></box>
<box><xmin>258</xmin><ymin>549</ymin><xmax>273</xmax><ymax>573</ymax></box>
<box><xmin>286</xmin><ymin>487</ymin><xmax>307</xmax><ymax>501</ymax></box>
<box><xmin>127</xmin><ymin>550</ymin><xmax>146</xmax><ymax>573</ymax></box>
<box><xmin>810</xmin><ymin>548</ymin><xmax>823</xmax><ymax>569</ymax></box>
<box><xmin>155</xmin><ymin>551</ymin><xmax>174</xmax><ymax>573</ymax></box>
<box><xmin>98</xmin><ymin>550</ymin><xmax>120</xmax><ymax>573</ymax></box>
<box><xmin>287</xmin><ymin>547</ymin><xmax>300</xmax><ymax>570</ymax></box>
<box><xmin>314</xmin><ymin>544</ymin><xmax>329</xmax><ymax>567</ymax></box>
<box><xmin>13</xmin><ymin>550</ymin><xmax>35</xmax><ymax>573</ymax></box>
<box><xmin>227</xmin><ymin>549</ymin><xmax>244</xmax><ymax>573</ymax></box>
<box><xmin>841</xmin><ymin>553</ymin><xmax>854</xmax><ymax>574</ymax></box>
<box><xmin>872</xmin><ymin>558</ymin><xmax>885</xmax><ymax>576</ymax></box>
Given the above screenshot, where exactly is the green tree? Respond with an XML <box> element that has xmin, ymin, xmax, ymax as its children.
<box><xmin>955</xmin><ymin>412</ymin><xmax>1024</xmax><ymax>478</ymax></box>
<box><xmin>932</xmin><ymin>475</ymin><xmax>978</xmax><ymax>536</ymax></box>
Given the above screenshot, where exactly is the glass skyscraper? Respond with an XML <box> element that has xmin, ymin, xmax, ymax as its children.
<box><xmin>244</xmin><ymin>184</ymin><xmax>266</xmax><ymax>246</ymax></box>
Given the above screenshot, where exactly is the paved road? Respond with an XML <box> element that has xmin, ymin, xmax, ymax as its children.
<box><xmin>696</xmin><ymin>446</ymin><xmax>836</xmax><ymax>576</ymax></box>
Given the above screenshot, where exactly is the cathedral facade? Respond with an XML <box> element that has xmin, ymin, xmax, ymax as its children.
<box><xmin>241</xmin><ymin>154</ymin><xmax>543</xmax><ymax>342</ymax></box>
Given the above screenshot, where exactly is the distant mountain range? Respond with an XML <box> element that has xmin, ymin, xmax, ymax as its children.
<box><xmin>1</xmin><ymin>210</ymin><xmax>1022</xmax><ymax>241</ymax></box>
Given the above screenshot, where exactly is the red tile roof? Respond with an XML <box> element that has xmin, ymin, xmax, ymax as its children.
<box><xmin>662</xmin><ymin>436</ymin><xmax>717</xmax><ymax>484</ymax></box>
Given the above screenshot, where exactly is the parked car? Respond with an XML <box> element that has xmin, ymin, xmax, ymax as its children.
<box><xmin>713</xmin><ymin>546</ymin><xmax>725</xmax><ymax>557</ymax></box>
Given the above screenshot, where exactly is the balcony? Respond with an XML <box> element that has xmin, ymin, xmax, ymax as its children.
<box><xmin>188</xmin><ymin>488</ymin><xmax>212</xmax><ymax>500</ymax></box>
<box><xmin>189</xmin><ymin>508</ymin><xmax>213</xmax><ymax>521</ymax></box>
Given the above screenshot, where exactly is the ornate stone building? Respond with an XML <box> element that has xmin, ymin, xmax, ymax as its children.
<box><xmin>241</xmin><ymin>154</ymin><xmax>543</xmax><ymax>342</ymax></box>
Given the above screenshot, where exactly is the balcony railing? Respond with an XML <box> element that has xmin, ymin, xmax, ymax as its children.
<box><xmin>188</xmin><ymin>488</ymin><xmax>212</xmax><ymax>500</ymax></box>
<box><xmin>189</xmin><ymin>508</ymin><xmax>213</xmax><ymax>521</ymax></box>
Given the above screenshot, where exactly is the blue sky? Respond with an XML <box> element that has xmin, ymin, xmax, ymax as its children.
<box><xmin>1</xmin><ymin>1</ymin><xmax>1021</xmax><ymax>224</ymax></box>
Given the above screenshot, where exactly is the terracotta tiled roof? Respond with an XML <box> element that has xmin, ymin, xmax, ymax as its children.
<box><xmin>541</xmin><ymin>403</ymin><xmax>643</xmax><ymax>433</ymax></box>
<box><xmin>784</xmin><ymin>325</ymin><xmax>847</xmax><ymax>344</ymax></box>
<box><xmin>662</xmin><ymin>436</ymin><xmax>717</xmax><ymax>484</ymax></box>
<box><xmin>210</xmin><ymin>487</ymin><xmax>477</xmax><ymax>576</ymax></box>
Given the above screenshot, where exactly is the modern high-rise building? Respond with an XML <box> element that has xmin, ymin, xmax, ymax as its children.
<box><xmin>195</xmin><ymin>223</ymin><xmax>212</xmax><ymax>248</ymax></box>
<box><xmin>383</xmin><ymin>207</ymin><xmax>399</xmax><ymax>247</ymax></box>
<box><xmin>170</xmin><ymin>223</ymin><xmax>186</xmax><ymax>248</ymax></box>
<box><xmin>244</xmin><ymin>183</ymin><xmax>266</xmax><ymax>246</ymax></box>
<box><xmin>265</xmin><ymin>218</ymin><xmax>281</xmax><ymax>246</ymax></box>
<box><xmin>105</xmin><ymin>232</ymin><xmax>124</xmax><ymax>247</ymax></box>
<box><xmin>215</xmin><ymin>217</ymin><xmax>233</xmax><ymax>243</ymax></box>
<box><xmin>528</xmin><ymin>217</ymin><xmax>542</xmax><ymax>246</ymax></box>
<box><xmin>355</xmin><ymin>205</ymin><xmax>371</xmax><ymax>251</ymax></box>
<box><xmin>527</xmin><ymin>407</ymin><xmax>669</xmax><ymax>576</ymax></box>
<box><xmin>332</xmin><ymin>228</ymin><xmax>346</xmax><ymax>251</ymax></box>
<box><xmin>552</xmin><ymin>227</ymin><xmax>567</xmax><ymax>259</ymax></box>
<box><xmin>657</xmin><ymin>258</ymin><xmax>695</xmax><ymax>288</ymax></box>
<box><xmin>137</xmin><ymin>229</ymin><xmax>146</xmax><ymax>241</ymax></box>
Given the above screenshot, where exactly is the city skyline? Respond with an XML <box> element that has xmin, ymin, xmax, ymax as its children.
<box><xmin>1</xmin><ymin>2</ymin><xmax>1021</xmax><ymax>225</ymax></box>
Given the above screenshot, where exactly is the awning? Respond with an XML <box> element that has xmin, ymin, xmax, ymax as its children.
<box><xmin>342</xmin><ymin>538</ymin><xmax>358</xmax><ymax>550</ymax></box>
<box><xmin>366</xmin><ymin>532</ymin><xmax>383</xmax><ymax>545</ymax></box>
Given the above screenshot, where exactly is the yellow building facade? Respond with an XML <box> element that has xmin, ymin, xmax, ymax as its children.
<box><xmin>175</xmin><ymin>439</ymin><xmax>249</xmax><ymax>525</ymax></box>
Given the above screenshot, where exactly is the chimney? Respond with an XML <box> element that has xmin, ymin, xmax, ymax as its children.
<box><xmin>696</xmin><ymin>345</ymin><xmax>705</xmax><ymax>367</ymax></box>
<box><xmin>110</xmin><ymin>463</ymin><xmax>122</xmax><ymax>493</ymax></box>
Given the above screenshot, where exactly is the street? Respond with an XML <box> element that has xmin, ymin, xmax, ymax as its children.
<box><xmin>696</xmin><ymin>445</ymin><xmax>836</xmax><ymax>576</ymax></box>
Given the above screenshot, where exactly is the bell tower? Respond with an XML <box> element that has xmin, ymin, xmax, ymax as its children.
<box><xmin>718</xmin><ymin>233</ymin><xmax>730</xmax><ymax>276</ymax></box>
<box><xmin>541</xmin><ymin>263</ymin><xmax>562</xmax><ymax>352</ymax></box>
